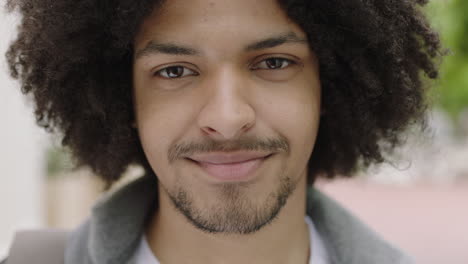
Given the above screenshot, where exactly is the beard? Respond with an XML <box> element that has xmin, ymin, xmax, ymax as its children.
<box><xmin>160</xmin><ymin>134</ymin><xmax>295</xmax><ymax>234</ymax></box>
<box><xmin>164</xmin><ymin>173</ymin><xmax>297</xmax><ymax>235</ymax></box>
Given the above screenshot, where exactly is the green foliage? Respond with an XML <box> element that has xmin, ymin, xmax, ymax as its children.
<box><xmin>426</xmin><ymin>0</ymin><xmax>468</xmax><ymax>122</ymax></box>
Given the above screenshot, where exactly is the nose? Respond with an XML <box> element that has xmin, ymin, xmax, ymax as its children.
<box><xmin>197</xmin><ymin>68</ymin><xmax>255</xmax><ymax>140</ymax></box>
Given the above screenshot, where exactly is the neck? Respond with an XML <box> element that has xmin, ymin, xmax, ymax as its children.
<box><xmin>145</xmin><ymin>174</ymin><xmax>310</xmax><ymax>264</ymax></box>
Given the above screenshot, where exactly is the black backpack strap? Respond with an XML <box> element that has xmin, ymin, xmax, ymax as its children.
<box><xmin>6</xmin><ymin>229</ymin><xmax>68</xmax><ymax>264</ymax></box>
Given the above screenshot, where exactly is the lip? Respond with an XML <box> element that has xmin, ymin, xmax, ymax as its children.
<box><xmin>188</xmin><ymin>151</ymin><xmax>272</xmax><ymax>164</ymax></box>
<box><xmin>186</xmin><ymin>152</ymin><xmax>273</xmax><ymax>182</ymax></box>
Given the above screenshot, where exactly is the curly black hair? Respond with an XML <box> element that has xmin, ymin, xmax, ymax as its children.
<box><xmin>5</xmin><ymin>0</ymin><xmax>444</xmax><ymax>186</ymax></box>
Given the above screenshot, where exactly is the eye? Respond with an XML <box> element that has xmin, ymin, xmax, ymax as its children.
<box><xmin>253</xmin><ymin>57</ymin><xmax>296</xmax><ymax>70</ymax></box>
<box><xmin>154</xmin><ymin>66</ymin><xmax>198</xmax><ymax>79</ymax></box>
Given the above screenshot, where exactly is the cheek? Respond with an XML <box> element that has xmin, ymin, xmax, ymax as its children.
<box><xmin>136</xmin><ymin>105</ymin><xmax>191</xmax><ymax>187</ymax></box>
<box><xmin>260</xmin><ymin>80</ymin><xmax>321</xmax><ymax>158</ymax></box>
<box><xmin>137</xmin><ymin>111</ymin><xmax>172</xmax><ymax>171</ymax></box>
<box><xmin>134</xmin><ymin>90</ymin><xmax>188</xmax><ymax>167</ymax></box>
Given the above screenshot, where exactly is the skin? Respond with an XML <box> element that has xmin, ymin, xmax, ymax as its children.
<box><xmin>132</xmin><ymin>0</ymin><xmax>321</xmax><ymax>263</ymax></box>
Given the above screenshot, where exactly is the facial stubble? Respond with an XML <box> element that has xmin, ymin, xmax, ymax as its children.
<box><xmin>163</xmin><ymin>135</ymin><xmax>295</xmax><ymax>235</ymax></box>
<box><xmin>166</xmin><ymin>171</ymin><xmax>296</xmax><ymax>235</ymax></box>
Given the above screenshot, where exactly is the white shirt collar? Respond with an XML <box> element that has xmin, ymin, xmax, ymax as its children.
<box><xmin>306</xmin><ymin>215</ymin><xmax>331</xmax><ymax>264</ymax></box>
<box><xmin>132</xmin><ymin>216</ymin><xmax>330</xmax><ymax>264</ymax></box>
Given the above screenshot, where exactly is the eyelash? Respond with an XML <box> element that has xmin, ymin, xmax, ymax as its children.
<box><xmin>153</xmin><ymin>57</ymin><xmax>297</xmax><ymax>79</ymax></box>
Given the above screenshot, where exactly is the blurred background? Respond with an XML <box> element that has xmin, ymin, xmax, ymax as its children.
<box><xmin>1</xmin><ymin>0</ymin><xmax>467</xmax><ymax>263</ymax></box>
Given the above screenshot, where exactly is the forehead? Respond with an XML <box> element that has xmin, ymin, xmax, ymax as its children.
<box><xmin>134</xmin><ymin>0</ymin><xmax>307</xmax><ymax>52</ymax></box>
<box><xmin>153</xmin><ymin>0</ymin><xmax>285</xmax><ymax>22</ymax></box>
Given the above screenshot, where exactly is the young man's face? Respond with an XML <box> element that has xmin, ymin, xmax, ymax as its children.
<box><xmin>133</xmin><ymin>0</ymin><xmax>321</xmax><ymax>234</ymax></box>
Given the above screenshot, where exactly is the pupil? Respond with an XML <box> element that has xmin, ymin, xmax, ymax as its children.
<box><xmin>168</xmin><ymin>67</ymin><xmax>182</xmax><ymax>77</ymax></box>
<box><xmin>267</xmin><ymin>59</ymin><xmax>281</xmax><ymax>69</ymax></box>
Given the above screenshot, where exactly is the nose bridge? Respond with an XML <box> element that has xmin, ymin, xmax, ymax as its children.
<box><xmin>197</xmin><ymin>65</ymin><xmax>255</xmax><ymax>139</ymax></box>
<box><xmin>212</xmin><ymin>66</ymin><xmax>246</xmax><ymax>106</ymax></box>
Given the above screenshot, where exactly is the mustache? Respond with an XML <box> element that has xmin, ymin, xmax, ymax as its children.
<box><xmin>168</xmin><ymin>135</ymin><xmax>290</xmax><ymax>163</ymax></box>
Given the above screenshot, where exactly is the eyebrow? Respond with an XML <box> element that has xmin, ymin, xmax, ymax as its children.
<box><xmin>135</xmin><ymin>43</ymin><xmax>199</xmax><ymax>59</ymax></box>
<box><xmin>245</xmin><ymin>32</ymin><xmax>307</xmax><ymax>51</ymax></box>
<box><xmin>134</xmin><ymin>31</ymin><xmax>308</xmax><ymax>60</ymax></box>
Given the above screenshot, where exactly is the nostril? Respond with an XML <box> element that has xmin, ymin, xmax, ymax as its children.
<box><xmin>202</xmin><ymin>127</ymin><xmax>219</xmax><ymax>135</ymax></box>
<box><xmin>185</xmin><ymin>158</ymin><xmax>197</xmax><ymax>164</ymax></box>
<box><xmin>242</xmin><ymin>122</ymin><xmax>253</xmax><ymax>131</ymax></box>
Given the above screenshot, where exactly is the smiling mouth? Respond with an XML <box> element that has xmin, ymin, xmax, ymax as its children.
<box><xmin>186</xmin><ymin>154</ymin><xmax>273</xmax><ymax>182</ymax></box>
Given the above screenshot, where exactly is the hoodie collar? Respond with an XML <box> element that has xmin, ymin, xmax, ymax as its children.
<box><xmin>306</xmin><ymin>186</ymin><xmax>412</xmax><ymax>264</ymax></box>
